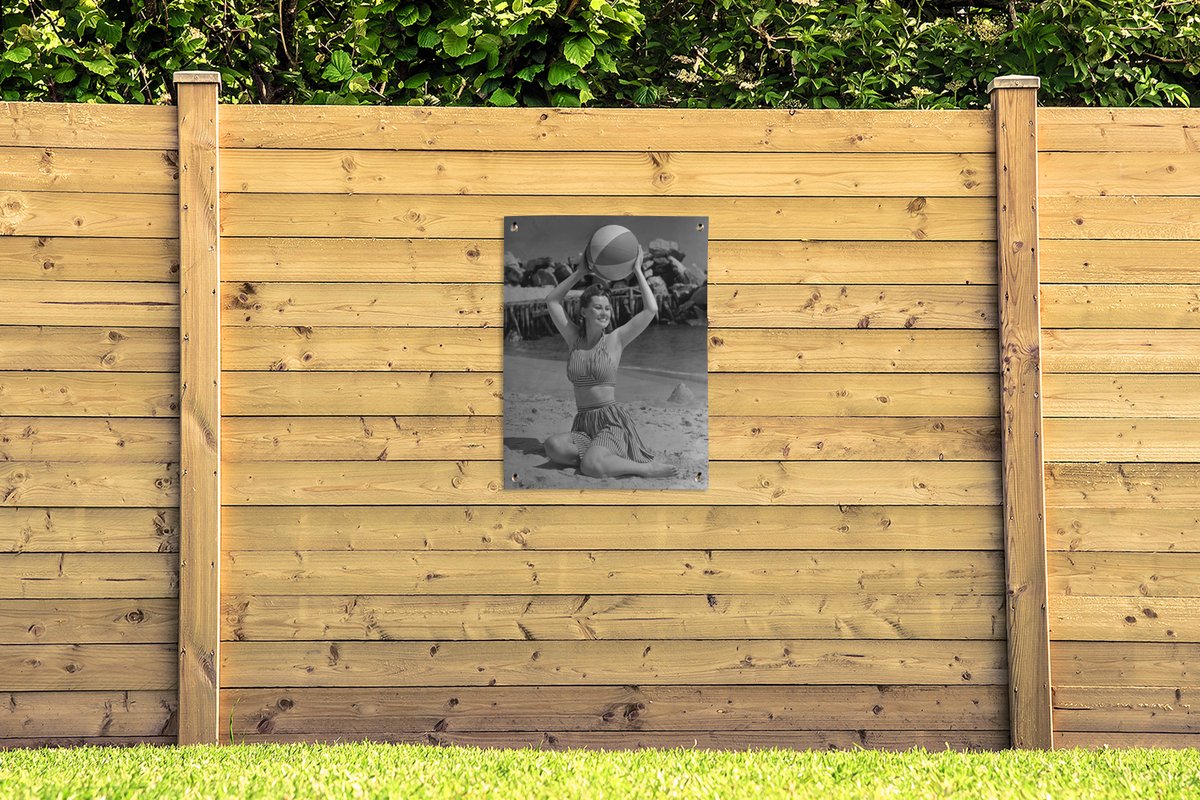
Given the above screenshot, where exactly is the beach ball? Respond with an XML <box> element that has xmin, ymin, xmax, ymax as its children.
<box><xmin>585</xmin><ymin>225</ymin><xmax>640</xmax><ymax>282</ymax></box>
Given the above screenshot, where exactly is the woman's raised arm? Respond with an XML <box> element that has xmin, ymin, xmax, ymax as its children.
<box><xmin>545</xmin><ymin>261</ymin><xmax>588</xmax><ymax>346</ymax></box>
<box><xmin>616</xmin><ymin>249</ymin><xmax>659</xmax><ymax>348</ymax></box>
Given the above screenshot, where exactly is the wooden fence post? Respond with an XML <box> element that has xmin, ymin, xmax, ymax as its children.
<box><xmin>174</xmin><ymin>70</ymin><xmax>222</xmax><ymax>745</ymax></box>
<box><xmin>989</xmin><ymin>75</ymin><xmax>1053</xmax><ymax>749</ymax></box>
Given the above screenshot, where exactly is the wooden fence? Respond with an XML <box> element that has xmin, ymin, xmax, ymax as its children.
<box><xmin>1</xmin><ymin>73</ymin><xmax>1196</xmax><ymax>750</ymax></box>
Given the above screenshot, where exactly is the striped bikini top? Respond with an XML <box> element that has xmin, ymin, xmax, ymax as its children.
<box><xmin>567</xmin><ymin>332</ymin><xmax>618</xmax><ymax>388</ymax></box>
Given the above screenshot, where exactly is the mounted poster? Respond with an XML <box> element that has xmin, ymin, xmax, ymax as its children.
<box><xmin>503</xmin><ymin>216</ymin><xmax>709</xmax><ymax>490</ymax></box>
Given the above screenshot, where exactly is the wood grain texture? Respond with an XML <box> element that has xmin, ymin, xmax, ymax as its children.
<box><xmin>1046</xmin><ymin>463</ymin><xmax>1200</xmax><ymax>508</ymax></box>
<box><xmin>708</xmin><ymin>285</ymin><xmax>996</xmax><ymax>329</ymax></box>
<box><xmin>220</xmin><ymin>685</ymin><xmax>1007</xmax><ymax>734</ymax></box>
<box><xmin>0</xmin><ymin>191</ymin><xmax>176</xmax><ymax>237</ymax></box>
<box><xmin>0</xmin><ymin>507</ymin><xmax>178</xmax><ymax>553</ymax></box>
<box><xmin>1</xmin><ymin>644</ymin><xmax>178</xmax><ymax>690</ymax></box>
<box><xmin>221</xmin><ymin>238</ymin><xmax>995</xmax><ymax>285</ymax></box>
<box><xmin>221</xmin><ymin>639</ymin><xmax>1007</xmax><ymax>687</ymax></box>
<box><xmin>221</xmin><ymin>504</ymin><xmax>1001</xmax><ymax>551</ymax></box>
<box><xmin>1</xmin><ymin>102</ymin><xmax>176</xmax><ymax>148</ymax></box>
<box><xmin>1046</xmin><ymin>507</ymin><xmax>1200</xmax><ymax>552</ymax></box>
<box><xmin>1051</xmin><ymin>596</ymin><xmax>1200</xmax><ymax>642</ymax></box>
<box><xmin>0</xmin><ymin>372</ymin><xmax>178</xmax><ymax>417</ymax></box>
<box><xmin>0</xmin><ymin>418</ymin><xmax>177</xmax><ymax>462</ymax></box>
<box><xmin>222</xmin><ymin>593</ymin><xmax>1005</xmax><ymax>642</ymax></box>
<box><xmin>1048</xmin><ymin>551</ymin><xmax>1200</xmax><ymax>597</ymax></box>
<box><xmin>1042</xmin><ymin>196</ymin><xmax>1200</xmax><ymax>239</ymax></box>
<box><xmin>222</xmin><ymin>282</ymin><xmax>498</xmax><ymax>327</ymax></box>
<box><xmin>0</xmin><ymin>327</ymin><xmax>177</xmax><ymax>372</ymax></box>
<box><xmin>1043</xmin><ymin>375</ymin><xmax>1200</xmax><ymax>418</ymax></box>
<box><xmin>1051</xmin><ymin>642</ymin><xmax>1199</xmax><ymax>686</ymax></box>
<box><xmin>0</xmin><ymin>599</ymin><xmax>177</xmax><ymax>643</ymax></box>
<box><xmin>221</xmin><ymin>549</ymin><xmax>1004</xmax><ymax>596</ymax></box>
<box><xmin>1044</xmin><ymin>419</ymin><xmax>1200</xmax><ymax>462</ymax></box>
<box><xmin>0</xmin><ymin>147</ymin><xmax>179</xmax><ymax>193</ymax></box>
<box><xmin>0</xmin><ymin>462</ymin><xmax>177</xmax><ymax>507</ymax></box>
<box><xmin>1043</xmin><ymin>330</ymin><xmax>1200</xmax><ymax>373</ymax></box>
<box><xmin>1042</xmin><ymin>285</ymin><xmax>1200</xmax><ymax>329</ymax></box>
<box><xmin>0</xmin><ymin>237</ymin><xmax>178</xmax><ymax>282</ymax></box>
<box><xmin>219</xmin><ymin>194</ymin><xmax>993</xmax><ymax>241</ymax></box>
<box><xmin>1053</xmin><ymin>731</ymin><xmax>1200</xmax><ymax>749</ymax></box>
<box><xmin>220</xmin><ymin>416</ymin><xmax>998</xmax><ymax>462</ymax></box>
<box><xmin>220</xmin><ymin>149</ymin><xmax>993</xmax><ymax>196</ymax></box>
<box><xmin>1040</xmin><ymin>152</ymin><xmax>1200</xmax><ymax>196</ymax></box>
<box><xmin>1053</xmin><ymin>687</ymin><xmax>1200</xmax><ymax>732</ymax></box>
<box><xmin>221</xmin><ymin>460</ymin><xmax>1001</xmax><ymax>506</ymax></box>
<box><xmin>992</xmin><ymin>82</ymin><xmax>1052</xmax><ymax>749</ymax></box>
<box><xmin>0</xmin><ymin>553</ymin><xmax>177</xmax><ymax>599</ymax></box>
<box><xmin>1040</xmin><ymin>240</ymin><xmax>1200</xmax><ymax>284</ymax></box>
<box><xmin>1</xmin><ymin>691</ymin><xmax>177</xmax><ymax>738</ymax></box>
<box><xmin>175</xmin><ymin>76</ymin><xmax>221</xmax><ymax>745</ymax></box>
<box><xmin>1039</xmin><ymin>107</ymin><xmax>1200</xmax><ymax>153</ymax></box>
<box><xmin>0</xmin><ymin>281</ymin><xmax>178</xmax><ymax>327</ymax></box>
<box><xmin>219</xmin><ymin>106</ymin><xmax>994</xmax><ymax>152</ymax></box>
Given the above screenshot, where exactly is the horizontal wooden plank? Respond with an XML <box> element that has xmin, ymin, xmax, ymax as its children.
<box><xmin>1051</xmin><ymin>596</ymin><xmax>1200</xmax><ymax>643</ymax></box>
<box><xmin>221</xmin><ymin>150</ymin><xmax>994</xmax><ymax>197</ymax></box>
<box><xmin>0</xmin><ymin>462</ymin><xmax>178</xmax><ymax>507</ymax></box>
<box><xmin>219</xmin><ymin>107</ymin><xmax>994</xmax><ymax>152</ymax></box>
<box><xmin>1053</xmin><ymin>731</ymin><xmax>1200</xmax><ymax>749</ymax></box>
<box><xmin>221</xmin><ymin>328</ymin><xmax>999</xmax><ymax>373</ymax></box>
<box><xmin>0</xmin><ymin>553</ymin><xmax>177</xmax><ymax>599</ymax></box>
<box><xmin>0</xmin><ymin>372</ymin><xmax>178</xmax><ymax>417</ymax></box>
<box><xmin>220</xmin><ymin>729</ymin><xmax>1008</xmax><ymax>751</ymax></box>
<box><xmin>220</xmin><ymin>195</ymin><xmax>994</xmax><ymax>241</ymax></box>
<box><xmin>1052</xmin><ymin>642</ymin><xmax>1200</xmax><ymax>686</ymax></box>
<box><xmin>0</xmin><ymin>735</ymin><xmax>174</xmax><ymax>748</ymax></box>
<box><xmin>1046</xmin><ymin>463</ymin><xmax>1200</xmax><ymax>509</ymax></box>
<box><xmin>223</xmin><ymin>593</ymin><xmax>1004</xmax><ymax>642</ymax></box>
<box><xmin>0</xmin><ymin>237</ymin><xmax>178</xmax><ymax>282</ymax></box>
<box><xmin>0</xmin><ymin>281</ymin><xmax>178</xmax><ymax>327</ymax></box>
<box><xmin>0</xmin><ymin>644</ymin><xmax>177</xmax><ymax>690</ymax></box>
<box><xmin>1040</xmin><ymin>241</ymin><xmax>1200</xmax><ymax>284</ymax></box>
<box><xmin>1049</xmin><ymin>551</ymin><xmax>1200</xmax><ymax>598</ymax></box>
<box><xmin>221</xmin><ymin>639</ymin><xmax>1007</xmax><ymax>687</ymax></box>
<box><xmin>0</xmin><ymin>147</ymin><xmax>178</xmax><ymax>193</ymax></box>
<box><xmin>221</xmin><ymin>416</ymin><xmax>998</xmax><ymax>462</ymax></box>
<box><xmin>1042</xmin><ymin>285</ymin><xmax>1200</xmax><ymax>329</ymax></box>
<box><xmin>0</xmin><ymin>508</ymin><xmax>178</xmax><ymax>553</ymax></box>
<box><xmin>221</xmin><ymin>238</ymin><xmax>996</xmax><ymax>285</ymax></box>
<box><xmin>0</xmin><ymin>327</ymin><xmax>177</xmax><ymax>372</ymax></box>
<box><xmin>223</xmin><ymin>282</ymin><xmax>497</xmax><ymax>327</ymax></box>
<box><xmin>1044</xmin><ymin>419</ymin><xmax>1200</xmax><ymax>462</ymax></box>
<box><xmin>0</xmin><ymin>418</ymin><xmax>177</xmax><ymax>462</ymax></box>
<box><xmin>222</xmin><ymin>550</ymin><xmax>1004</xmax><ymax>597</ymax></box>
<box><xmin>222</xmin><ymin>504</ymin><xmax>1001</xmax><ymax>551</ymax></box>
<box><xmin>1046</xmin><ymin>507</ymin><xmax>1200</xmax><ymax>553</ymax></box>
<box><xmin>0</xmin><ymin>599</ymin><xmax>177</xmax><ymax>644</ymax></box>
<box><xmin>1043</xmin><ymin>330</ymin><xmax>1200</xmax><ymax>374</ymax></box>
<box><xmin>0</xmin><ymin>191</ymin><xmax>176</xmax><ymax>237</ymax></box>
<box><xmin>222</xmin><ymin>460</ymin><xmax>1001</xmax><ymax>506</ymax></box>
<box><xmin>709</xmin><ymin>285</ymin><xmax>996</xmax><ymax>329</ymax></box>
<box><xmin>1</xmin><ymin>690</ymin><xmax>176</xmax><ymax>738</ymax></box>
<box><xmin>1039</xmin><ymin>107</ymin><xmax>1200</xmax><ymax>153</ymax></box>
<box><xmin>1040</xmin><ymin>152</ymin><xmax>1200</xmax><ymax>196</ymax></box>
<box><xmin>1053</xmin><ymin>687</ymin><xmax>1200</xmax><ymax>733</ymax></box>
<box><xmin>221</xmin><ymin>685</ymin><xmax>1006</xmax><ymax>734</ymax></box>
<box><xmin>1042</xmin><ymin>196</ymin><xmax>1200</xmax><ymax>240</ymax></box>
<box><xmin>221</xmin><ymin>372</ymin><xmax>998</xmax><ymax>417</ymax></box>
<box><xmin>1</xmin><ymin>103</ymin><xmax>176</xmax><ymax>149</ymax></box>
<box><xmin>1043</xmin><ymin>375</ymin><xmax>1200</xmax><ymax>419</ymax></box>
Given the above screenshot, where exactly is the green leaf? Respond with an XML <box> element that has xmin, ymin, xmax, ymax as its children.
<box><xmin>3</xmin><ymin>47</ymin><xmax>31</xmax><ymax>64</ymax></box>
<box><xmin>489</xmin><ymin>87</ymin><xmax>518</xmax><ymax>106</ymax></box>
<box><xmin>417</xmin><ymin>27</ymin><xmax>440</xmax><ymax>48</ymax></box>
<box><xmin>442</xmin><ymin>31</ymin><xmax>469</xmax><ymax>57</ymax></box>
<box><xmin>403</xmin><ymin>72</ymin><xmax>430</xmax><ymax>89</ymax></box>
<box><xmin>322</xmin><ymin>51</ymin><xmax>355</xmax><ymax>82</ymax></box>
<box><xmin>53</xmin><ymin>66</ymin><xmax>77</xmax><ymax>82</ymax></box>
<box><xmin>81</xmin><ymin>58</ymin><xmax>116</xmax><ymax>76</ymax></box>
<box><xmin>515</xmin><ymin>64</ymin><xmax>543</xmax><ymax>81</ymax></box>
<box><xmin>547</xmin><ymin>60</ymin><xmax>577</xmax><ymax>85</ymax></box>
<box><xmin>563</xmin><ymin>36</ymin><xmax>595</xmax><ymax>67</ymax></box>
<box><xmin>396</xmin><ymin>4</ymin><xmax>420</xmax><ymax>26</ymax></box>
<box><xmin>632</xmin><ymin>85</ymin><xmax>658</xmax><ymax>105</ymax></box>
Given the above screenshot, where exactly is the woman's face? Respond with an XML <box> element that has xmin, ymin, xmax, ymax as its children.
<box><xmin>584</xmin><ymin>295</ymin><xmax>613</xmax><ymax>330</ymax></box>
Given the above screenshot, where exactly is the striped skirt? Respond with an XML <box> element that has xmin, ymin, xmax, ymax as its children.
<box><xmin>570</xmin><ymin>401</ymin><xmax>653</xmax><ymax>463</ymax></box>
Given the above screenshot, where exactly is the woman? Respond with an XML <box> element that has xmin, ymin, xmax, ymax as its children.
<box><xmin>541</xmin><ymin>249</ymin><xmax>678</xmax><ymax>479</ymax></box>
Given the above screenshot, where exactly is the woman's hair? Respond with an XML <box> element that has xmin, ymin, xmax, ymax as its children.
<box><xmin>576</xmin><ymin>284</ymin><xmax>614</xmax><ymax>338</ymax></box>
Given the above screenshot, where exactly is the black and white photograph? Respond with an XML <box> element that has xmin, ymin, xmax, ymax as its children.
<box><xmin>503</xmin><ymin>215</ymin><xmax>709</xmax><ymax>490</ymax></box>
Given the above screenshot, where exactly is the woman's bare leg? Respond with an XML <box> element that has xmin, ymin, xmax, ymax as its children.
<box><xmin>543</xmin><ymin>432</ymin><xmax>581</xmax><ymax>466</ymax></box>
<box><xmin>581</xmin><ymin>445</ymin><xmax>677</xmax><ymax>479</ymax></box>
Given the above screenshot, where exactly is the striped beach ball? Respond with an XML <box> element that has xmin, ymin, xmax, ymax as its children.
<box><xmin>585</xmin><ymin>225</ymin><xmax>641</xmax><ymax>282</ymax></box>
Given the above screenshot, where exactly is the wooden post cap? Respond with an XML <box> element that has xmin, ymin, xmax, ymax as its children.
<box><xmin>987</xmin><ymin>75</ymin><xmax>1040</xmax><ymax>92</ymax></box>
<box><xmin>174</xmin><ymin>71</ymin><xmax>223</xmax><ymax>85</ymax></box>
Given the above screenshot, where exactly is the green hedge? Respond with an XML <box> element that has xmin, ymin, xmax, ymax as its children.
<box><xmin>3</xmin><ymin>1</ymin><xmax>1198</xmax><ymax>107</ymax></box>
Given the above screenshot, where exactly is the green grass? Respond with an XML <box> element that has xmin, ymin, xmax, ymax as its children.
<box><xmin>2</xmin><ymin>744</ymin><xmax>1198</xmax><ymax>799</ymax></box>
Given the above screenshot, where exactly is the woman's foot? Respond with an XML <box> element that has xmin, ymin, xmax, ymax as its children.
<box><xmin>639</xmin><ymin>461</ymin><xmax>678</xmax><ymax>478</ymax></box>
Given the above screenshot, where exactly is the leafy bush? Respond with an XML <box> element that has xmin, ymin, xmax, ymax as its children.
<box><xmin>2</xmin><ymin>0</ymin><xmax>1197</xmax><ymax>107</ymax></box>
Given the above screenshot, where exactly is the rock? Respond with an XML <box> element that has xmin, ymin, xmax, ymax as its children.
<box><xmin>506</xmin><ymin>329</ymin><xmax>523</xmax><ymax>343</ymax></box>
<box><xmin>667</xmin><ymin>382</ymin><xmax>695</xmax><ymax>404</ymax></box>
